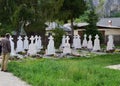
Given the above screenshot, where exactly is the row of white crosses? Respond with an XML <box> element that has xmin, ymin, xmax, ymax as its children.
<box><xmin>46</xmin><ymin>35</ymin><xmax>71</xmax><ymax>55</ymax></box>
<box><xmin>72</xmin><ymin>34</ymin><xmax>114</xmax><ymax>51</ymax></box>
<box><xmin>46</xmin><ymin>34</ymin><xmax>114</xmax><ymax>55</ymax></box>
<box><xmin>9</xmin><ymin>34</ymin><xmax>114</xmax><ymax>56</ymax></box>
<box><xmin>72</xmin><ymin>34</ymin><xmax>100</xmax><ymax>51</ymax></box>
<box><xmin>72</xmin><ymin>35</ymin><xmax>82</xmax><ymax>49</ymax></box>
<box><xmin>9</xmin><ymin>35</ymin><xmax>43</xmax><ymax>56</ymax></box>
<box><xmin>60</xmin><ymin>35</ymin><xmax>71</xmax><ymax>54</ymax></box>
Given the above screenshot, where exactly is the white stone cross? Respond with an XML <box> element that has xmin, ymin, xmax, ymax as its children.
<box><xmin>35</xmin><ymin>35</ymin><xmax>39</xmax><ymax>51</ymax></box>
<box><xmin>76</xmin><ymin>35</ymin><xmax>81</xmax><ymax>49</ymax></box>
<box><xmin>37</xmin><ymin>36</ymin><xmax>43</xmax><ymax>50</ymax></box>
<box><xmin>46</xmin><ymin>35</ymin><xmax>55</xmax><ymax>55</ymax></box>
<box><xmin>82</xmin><ymin>34</ymin><xmax>87</xmax><ymax>48</ymax></box>
<box><xmin>9</xmin><ymin>35</ymin><xmax>16</xmax><ymax>56</ymax></box>
<box><xmin>16</xmin><ymin>36</ymin><xmax>24</xmax><ymax>52</ymax></box>
<box><xmin>30</xmin><ymin>36</ymin><xmax>34</xmax><ymax>44</ymax></box>
<box><xmin>23</xmin><ymin>36</ymin><xmax>29</xmax><ymax>50</ymax></box>
<box><xmin>92</xmin><ymin>34</ymin><xmax>101</xmax><ymax>51</ymax></box>
<box><xmin>66</xmin><ymin>36</ymin><xmax>70</xmax><ymax>43</ymax></box>
<box><xmin>63</xmin><ymin>36</ymin><xmax>71</xmax><ymax>54</ymax></box>
<box><xmin>106</xmin><ymin>35</ymin><xmax>114</xmax><ymax>51</ymax></box>
<box><xmin>72</xmin><ymin>35</ymin><xmax>76</xmax><ymax>48</ymax></box>
<box><xmin>27</xmin><ymin>36</ymin><xmax>37</xmax><ymax>56</ymax></box>
<box><xmin>59</xmin><ymin>35</ymin><xmax>66</xmax><ymax>50</ymax></box>
<box><xmin>73</xmin><ymin>35</ymin><xmax>81</xmax><ymax>49</ymax></box>
<box><xmin>87</xmin><ymin>35</ymin><xmax>93</xmax><ymax>50</ymax></box>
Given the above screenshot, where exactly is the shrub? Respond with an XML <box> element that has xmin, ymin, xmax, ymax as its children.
<box><xmin>53</xmin><ymin>28</ymin><xmax>65</xmax><ymax>48</ymax></box>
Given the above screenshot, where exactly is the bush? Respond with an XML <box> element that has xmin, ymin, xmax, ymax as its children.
<box><xmin>53</xmin><ymin>28</ymin><xmax>65</xmax><ymax>48</ymax></box>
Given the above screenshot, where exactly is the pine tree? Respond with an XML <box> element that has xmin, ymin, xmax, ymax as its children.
<box><xmin>84</xmin><ymin>10</ymin><xmax>103</xmax><ymax>43</ymax></box>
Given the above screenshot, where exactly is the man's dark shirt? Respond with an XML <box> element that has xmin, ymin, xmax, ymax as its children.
<box><xmin>1</xmin><ymin>37</ymin><xmax>11</xmax><ymax>54</ymax></box>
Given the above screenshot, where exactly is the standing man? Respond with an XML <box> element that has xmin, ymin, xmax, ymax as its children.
<box><xmin>1</xmin><ymin>33</ymin><xmax>11</xmax><ymax>72</ymax></box>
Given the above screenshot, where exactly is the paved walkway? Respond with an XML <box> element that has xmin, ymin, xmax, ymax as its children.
<box><xmin>0</xmin><ymin>59</ymin><xmax>31</xmax><ymax>86</ymax></box>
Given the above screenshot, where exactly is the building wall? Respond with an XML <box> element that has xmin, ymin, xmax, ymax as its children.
<box><xmin>76</xmin><ymin>28</ymin><xmax>120</xmax><ymax>35</ymax></box>
<box><xmin>75</xmin><ymin>28</ymin><xmax>120</xmax><ymax>45</ymax></box>
<box><xmin>99</xmin><ymin>28</ymin><xmax>120</xmax><ymax>45</ymax></box>
<box><xmin>98</xmin><ymin>28</ymin><xmax>120</xmax><ymax>35</ymax></box>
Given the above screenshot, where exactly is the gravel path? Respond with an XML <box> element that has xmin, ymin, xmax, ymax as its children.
<box><xmin>0</xmin><ymin>59</ymin><xmax>31</xmax><ymax>86</ymax></box>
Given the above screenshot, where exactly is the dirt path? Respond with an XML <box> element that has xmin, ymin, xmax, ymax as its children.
<box><xmin>0</xmin><ymin>59</ymin><xmax>31</xmax><ymax>86</ymax></box>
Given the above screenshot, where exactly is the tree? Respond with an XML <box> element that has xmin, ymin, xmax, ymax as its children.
<box><xmin>0</xmin><ymin>0</ymin><xmax>16</xmax><ymax>25</ymax></box>
<box><xmin>56</xmin><ymin>0</ymin><xmax>87</xmax><ymax>42</ymax></box>
<box><xmin>0</xmin><ymin>0</ymin><xmax>17</xmax><ymax>35</ymax></box>
<box><xmin>12</xmin><ymin>4</ymin><xmax>35</xmax><ymax>35</ymax></box>
<box><xmin>84</xmin><ymin>10</ymin><xmax>103</xmax><ymax>43</ymax></box>
<box><xmin>38</xmin><ymin>0</ymin><xmax>64</xmax><ymax>21</ymax></box>
<box><xmin>12</xmin><ymin>0</ymin><xmax>64</xmax><ymax>35</ymax></box>
<box><xmin>0</xmin><ymin>0</ymin><xmax>87</xmax><ymax>37</ymax></box>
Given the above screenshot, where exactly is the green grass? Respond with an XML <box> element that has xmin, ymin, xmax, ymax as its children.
<box><xmin>8</xmin><ymin>54</ymin><xmax>120</xmax><ymax>86</ymax></box>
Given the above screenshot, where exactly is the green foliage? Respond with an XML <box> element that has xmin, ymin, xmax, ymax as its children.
<box><xmin>38</xmin><ymin>0</ymin><xmax>64</xmax><ymax>21</ymax></box>
<box><xmin>12</xmin><ymin>4</ymin><xmax>35</xmax><ymax>28</ymax></box>
<box><xmin>0</xmin><ymin>0</ymin><xmax>64</xmax><ymax>35</ymax></box>
<box><xmin>53</xmin><ymin>28</ymin><xmax>65</xmax><ymax>48</ymax></box>
<box><xmin>56</xmin><ymin>0</ymin><xmax>87</xmax><ymax>41</ymax></box>
<box><xmin>75</xmin><ymin>10</ymin><xmax>90</xmax><ymax>22</ymax></box>
<box><xmin>25</xmin><ymin>21</ymin><xmax>46</xmax><ymax>35</ymax></box>
<box><xmin>0</xmin><ymin>24</ymin><xmax>14</xmax><ymax>36</ymax></box>
<box><xmin>0</xmin><ymin>0</ymin><xmax>87</xmax><ymax>36</ymax></box>
<box><xmin>111</xmin><ymin>12</ymin><xmax>120</xmax><ymax>17</ymax></box>
<box><xmin>57</xmin><ymin>0</ymin><xmax>87</xmax><ymax>21</ymax></box>
<box><xmin>0</xmin><ymin>0</ymin><xmax>16</xmax><ymax>25</ymax></box>
<box><xmin>8</xmin><ymin>54</ymin><xmax>120</xmax><ymax>86</ymax></box>
<box><xmin>84</xmin><ymin>10</ymin><xmax>103</xmax><ymax>42</ymax></box>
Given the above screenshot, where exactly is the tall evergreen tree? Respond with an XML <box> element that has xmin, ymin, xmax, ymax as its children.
<box><xmin>84</xmin><ymin>10</ymin><xmax>103</xmax><ymax>43</ymax></box>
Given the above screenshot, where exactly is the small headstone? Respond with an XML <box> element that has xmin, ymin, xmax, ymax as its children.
<box><xmin>9</xmin><ymin>35</ymin><xmax>16</xmax><ymax>56</ymax></box>
<box><xmin>93</xmin><ymin>34</ymin><xmax>101</xmax><ymax>51</ymax></box>
<box><xmin>63</xmin><ymin>36</ymin><xmax>71</xmax><ymax>54</ymax></box>
<box><xmin>59</xmin><ymin>35</ymin><xmax>66</xmax><ymax>49</ymax></box>
<box><xmin>82</xmin><ymin>34</ymin><xmax>87</xmax><ymax>48</ymax></box>
<box><xmin>46</xmin><ymin>35</ymin><xmax>55</xmax><ymax>55</ymax></box>
<box><xmin>87</xmin><ymin>35</ymin><xmax>93</xmax><ymax>50</ymax></box>
<box><xmin>106</xmin><ymin>35</ymin><xmax>114</xmax><ymax>51</ymax></box>
<box><xmin>27</xmin><ymin>36</ymin><xmax>37</xmax><ymax>56</ymax></box>
<box><xmin>72</xmin><ymin>35</ymin><xmax>77</xmax><ymax>48</ymax></box>
<box><xmin>72</xmin><ymin>35</ymin><xmax>81</xmax><ymax>49</ymax></box>
<box><xmin>35</xmin><ymin>35</ymin><xmax>39</xmax><ymax>52</ymax></box>
<box><xmin>76</xmin><ymin>35</ymin><xmax>82</xmax><ymax>49</ymax></box>
<box><xmin>16</xmin><ymin>36</ymin><xmax>24</xmax><ymax>52</ymax></box>
<box><xmin>37</xmin><ymin>36</ymin><xmax>43</xmax><ymax>50</ymax></box>
<box><xmin>23</xmin><ymin>36</ymin><xmax>29</xmax><ymax>50</ymax></box>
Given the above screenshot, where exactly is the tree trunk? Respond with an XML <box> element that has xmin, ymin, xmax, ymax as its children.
<box><xmin>70</xmin><ymin>18</ymin><xmax>74</xmax><ymax>44</ymax></box>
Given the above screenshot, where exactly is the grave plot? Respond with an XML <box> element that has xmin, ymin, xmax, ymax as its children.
<box><xmin>8</xmin><ymin>34</ymin><xmax>120</xmax><ymax>59</ymax></box>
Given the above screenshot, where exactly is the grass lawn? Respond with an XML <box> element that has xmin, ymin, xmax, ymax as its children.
<box><xmin>8</xmin><ymin>54</ymin><xmax>120</xmax><ymax>86</ymax></box>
